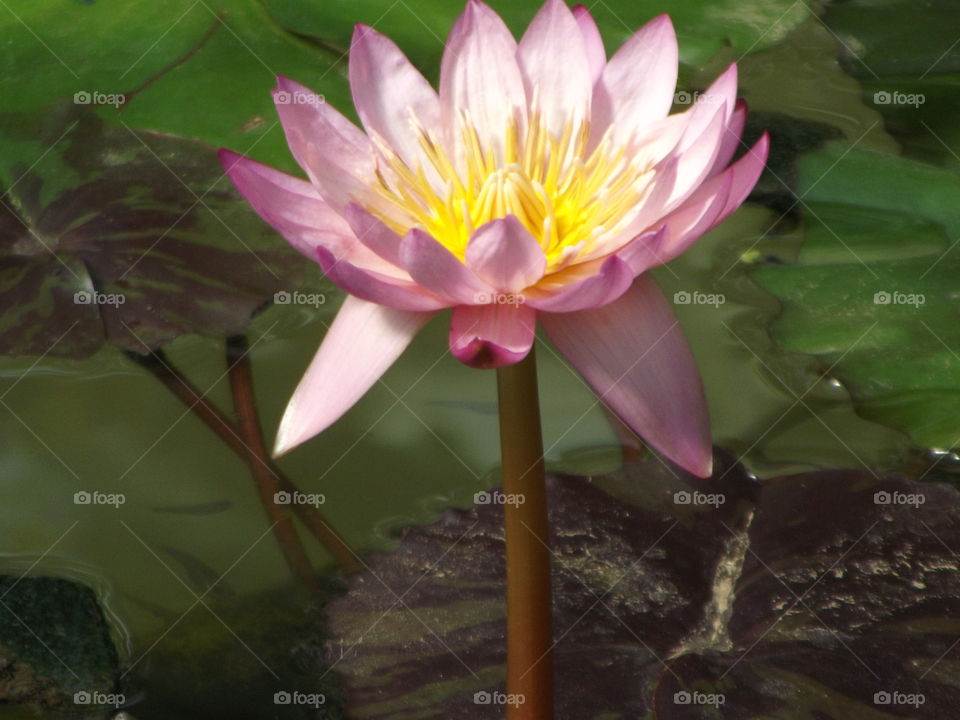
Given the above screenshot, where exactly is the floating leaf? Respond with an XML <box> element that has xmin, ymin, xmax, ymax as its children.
<box><xmin>751</xmin><ymin>143</ymin><xmax>960</xmax><ymax>450</ymax></box>
<box><xmin>325</xmin><ymin>455</ymin><xmax>960</xmax><ymax>718</ymax></box>
<box><xmin>0</xmin><ymin>103</ymin><xmax>304</xmax><ymax>358</ymax></box>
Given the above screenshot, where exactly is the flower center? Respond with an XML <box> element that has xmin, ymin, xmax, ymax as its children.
<box><xmin>368</xmin><ymin>112</ymin><xmax>653</xmax><ymax>271</ymax></box>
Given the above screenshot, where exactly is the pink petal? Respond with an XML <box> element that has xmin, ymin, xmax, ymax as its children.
<box><xmin>274</xmin><ymin>296</ymin><xmax>434</xmax><ymax>455</ymax></box>
<box><xmin>525</xmin><ymin>254</ymin><xmax>634</xmax><ymax>312</ymax></box>
<box><xmin>439</xmin><ymin>0</ymin><xmax>527</xmax><ymax>157</ymax></box>
<box><xmin>273</xmin><ymin>77</ymin><xmax>375</xmax><ymax>211</ymax></box>
<box><xmin>220</xmin><ymin>149</ymin><xmax>391</xmax><ymax>273</ymax></box>
<box><xmin>349</xmin><ymin>25</ymin><xmax>441</xmax><ymax>170</ymax></box>
<box><xmin>317</xmin><ymin>246</ymin><xmax>449</xmax><ymax>311</ymax></box>
<box><xmin>464</xmin><ymin>215</ymin><xmax>546</xmax><ymax>293</ymax></box>
<box><xmin>660</xmin><ymin>101</ymin><xmax>727</xmax><ymax>212</ymax></box>
<box><xmin>343</xmin><ymin>203</ymin><xmax>404</xmax><ymax>266</ymax></box>
<box><xmin>400</xmin><ymin>229</ymin><xmax>494</xmax><ymax>304</ymax></box>
<box><xmin>540</xmin><ymin>275</ymin><xmax>712</xmax><ymax>477</ymax></box>
<box><xmin>717</xmin><ymin>132</ymin><xmax>769</xmax><ymax>219</ymax></box>
<box><xmin>711</xmin><ymin>100</ymin><xmax>747</xmax><ymax>176</ymax></box>
<box><xmin>572</xmin><ymin>5</ymin><xmax>606</xmax><ymax>85</ymax></box>
<box><xmin>449</xmin><ymin>301</ymin><xmax>536</xmax><ymax>369</ymax></box>
<box><xmin>517</xmin><ymin>0</ymin><xmax>592</xmax><ymax>135</ymax></box>
<box><xmin>592</xmin><ymin>14</ymin><xmax>678</xmax><ymax>146</ymax></box>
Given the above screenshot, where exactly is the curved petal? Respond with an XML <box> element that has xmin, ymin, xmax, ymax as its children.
<box><xmin>349</xmin><ymin>25</ymin><xmax>441</xmax><ymax>170</ymax></box>
<box><xmin>400</xmin><ymin>229</ymin><xmax>494</xmax><ymax>304</ymax></box>
<box><xmin>343</xmin><ymin>203</ymin><xmax>405</xmax><ymax>267</ymax></box>
<box><xmin>449</xmin><ymin>301</ymin><xmax>536</xmax><ymax>369</ymax></box>
<box><xmin>592</xmin><ymin>14</ymin><xmax>678</xmax><ymax>146</ymax></box>
<box><xmin>526</xmin><ymin>254</ymin><xmax>634</xmax><ymax>312</ymax></box>
<box><xmin>439</xmin><ymin>0</ymin><xmax>527</xmax><ymax>157</ymax></box>
<box><xmin>464</xmin><ymin>215</ymin><xmax>546</xmax><ymax>293</ymax></box>
<box><xmin>540</xmin><ymin>275</ymin><xmax>712</xmax><ymax>477</ymax></box>
<box><xmin>273</xmin><ymin>76</ymin><xmax>375</xmax><ymax>211</ymax></box>
<box><xmin>317</xmin><ymin>246</ymin><xmax>449</xmax><ymax>311</ymax></box>
<box><xmin>572</xmin><ymin>5</ymin><xmax>606</xmax><ymax>85</ymax></box>
<box><xmin>660</xmin><ymin>100</ymin><xmax>727</xmax><ymax>212</ymax></box>
<box><xmin>220</xmin><ymin>149</ymin><xmax>393</xmax><ymax>273</ymax></box>
<box><xmin>274</xmin><ymin>296</ymin><xmax>434</xmax><ymax>455</ymax></box>
<box><xmin>518</xmin><ymin>0</ymin><xmax>592</xmax><ymax>135</ymax></box>
<box><xmin>711</xmin><ymin>100</ymin><xmax>747</xmax><ymax>176</ymax></box>
<box><xmin>716</xmin><ymin>132</ymin><xmax>769</xmax><ymax>219</ymax></box>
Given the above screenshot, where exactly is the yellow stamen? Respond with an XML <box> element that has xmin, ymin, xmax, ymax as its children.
<box><xmin>365</xmin><ymin>111</ymin><xmax>653</xmax><ymax>271</ymax></box>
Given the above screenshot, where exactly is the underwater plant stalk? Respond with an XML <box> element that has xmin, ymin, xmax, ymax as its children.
<box><xmin>131</xmin><ymin>347</ymin><xmax>361</xmax><ymax>576</ymax></box>
<box><xmin>496</xmin><ymin>347</ymin><xmax>553</xmax><ymax>719</ymax></box>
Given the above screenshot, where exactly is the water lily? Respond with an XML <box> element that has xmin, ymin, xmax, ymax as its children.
<box><xmin>221</xmin><ymin>0</ymin><xmax>768</xmax><ymax>477</ymax></box>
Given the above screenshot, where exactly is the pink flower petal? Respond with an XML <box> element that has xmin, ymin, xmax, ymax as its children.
<box><xmin>464</xmin><ymin>215</ymin><xmax>546</xmax><ymax>292</ymax></box>
<box><xmin>343</xmin><ymin>202</ymin><xmax>405</xmax><ymax>267</ymax></box>
<box><xmin>572</xmin><ymin>5</ymin><xmax>606</xmax><ymax>85</ymax></box>
<box><xmin>711</xmin><ymin>100</ymin><xmax>747</xmax><ymax>176</ymax></box>
<box><xmin>660</xmin><ymin>100</ymin><xmax>727</xmax><ymax>212</ymax></box>
<box><xmin>220</xmin><ymin>149</ymin><xmax>393</xmax><ymax>274</ymax></box>
<box><xmin>717</xmin><ymin>132</ymin><xmax>769</xmax><ymax>219</ymax></box>
<box><xmin>316</xmin><ymin>246</ymin><xmax>449</xmax><ymax>311</ymax></box>
<box><xmin>525</xmin><ymin>253</ymin><xmax>634</xmax><ymax>312</ymax></box>
<box><xmin>400</xmin><ymin>229</ymin><xmax>494</xmax><ymax>304</ymax></box>
<box><xmin>449</xmin><ymin>302</ymin><xmax>536</xmax><ymax>369</ymax></box>
<box><xmin>273</xmin><ymin>76</ymin><xmax>375</xmax><ymax>211</ymax></box>
<box><xmin>274</xmin><ymin>296</ymin><xmax>434</xmax><ymax>455</ymax></box>
<box><xmin>592</xmin><ymin>14</ymin><xmax>678</xmax><ymax>146</ymax></box>
<box><xmin>540</xmin><ymin>275</ymin><xmax>712</xmax><ymax>477</ymax></box>
<box><xmin>349</xmin><ymin>25</ymin><xmax>441</xmax><ymax>170</ymax></box>
<box><xmin>517</xmin><ymin>0</ymin><xmax>592</xmax><ymax>135</ymax></box>
<box><xmin>440</xmin><ymin>0</ymin><xmax>527</xmax><ymax>157</ymax></box>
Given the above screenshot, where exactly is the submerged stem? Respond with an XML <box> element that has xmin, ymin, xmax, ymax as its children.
<box><xmin>496</xmin><ymin>347</ymin><xmax>554</xmax><ymax>720</ymax></box>
<box><xmin>131</xmin><ymin>344</ymin><xmax>361</xmax><ymax>578</ymax></box>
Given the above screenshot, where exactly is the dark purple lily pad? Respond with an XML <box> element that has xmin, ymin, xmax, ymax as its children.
<box><xmin>0</xmin><ymin>102</ymin><xmax>305</xmax><ymax>358</ymax></box>
<box><xmin>325</xmin><ymin>456</ymin><xmax>960</xmax><ymax>718</ymax></box>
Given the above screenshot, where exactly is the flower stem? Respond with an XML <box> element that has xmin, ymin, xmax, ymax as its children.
<box><xmin>496</xmin><ymin>347</ymin><xmax>553</xmax><ymax>720</ymax></box>
<box><xmin>130</xmin><ymin>345</ymin><xmax>361</xmax><ymax>577</ymax></box>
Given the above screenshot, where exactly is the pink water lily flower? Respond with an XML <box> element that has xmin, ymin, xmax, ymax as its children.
<box><xmin>221</xmin><ymin>0</ymin><xmax>768</xmax><ymax>477</ymax></box>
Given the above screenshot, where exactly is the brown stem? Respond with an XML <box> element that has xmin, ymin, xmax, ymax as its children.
<box><xmin>130</xmin><ymin>347</ymin><xmax>361</xmax><ymax>576</ymax></box>
<box><xmin>496</xmin><ymin>348</ymin><xmax>553</xmax><ymax>720</ymax></box>
<box><xmin>226</xmin><ymin>335</ymin><xmax>319</xmax><ymax>590</ymax></box>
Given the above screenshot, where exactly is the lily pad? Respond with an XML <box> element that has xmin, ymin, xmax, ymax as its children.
<box><xmin>751</xmin><ymin>143</ymin><xmax>960</xmax><ymax>450</ymax></box>
<box><xmin>325</xmin><ymin>453</ymin><xmax>960</xmax><ymax>718</ymax></box>
<box><xmin>0</xmin><ymin>102</ymin><xmax>303</xmax><ymax>358</ymax></box>
<box><xmin>264</xmin><ymin>0</ymin><xmax>810</xmax><ymax>71</ymax></box>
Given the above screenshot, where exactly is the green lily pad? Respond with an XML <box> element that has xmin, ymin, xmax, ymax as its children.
<box><xmin>264</xmin><ymin>0</ymin><xmax>809</xmax><ymax>73</ymax></box>
<box><xmin>751</xmin><ymin>143</ymin><xmax>960</xmax><ymax>450</ymax></box>
<box><xmin>325</xmin><ymin>454</ymin><xmax>960</xmax><ymax>718</ymax></box>
<box><xmin>822</xmin><ymin>0</ymin><xmax>960</xmax><ymax>167</ymax></box>
<box><xmin>0</xmin><ymin>102</ymin><xmax>303</xmax><ymax>358</ymax></box>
